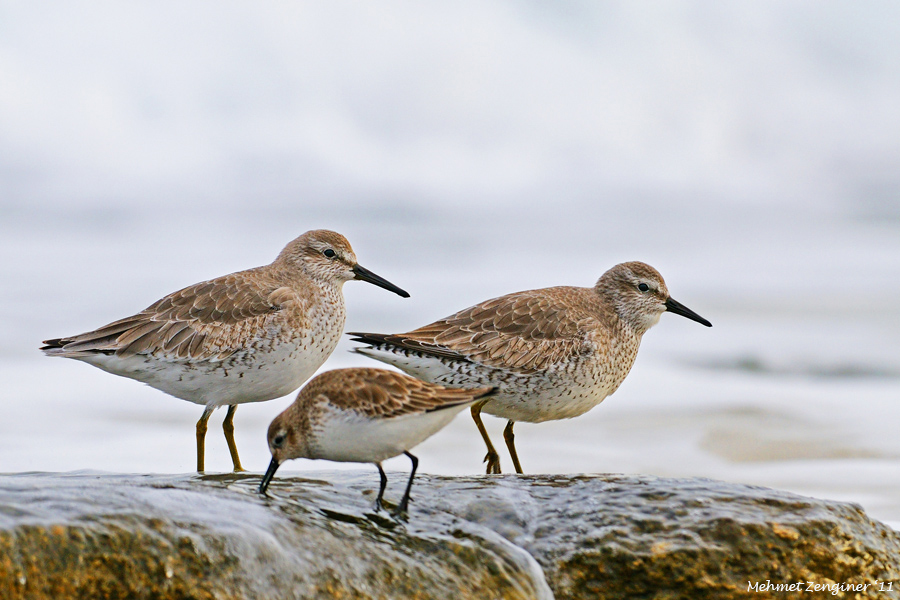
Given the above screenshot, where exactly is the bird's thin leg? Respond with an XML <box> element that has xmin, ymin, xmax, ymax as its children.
<box><xmin>503</xmin><ymin>420</ymin><xmax>524</xmax><ymax>474</ymax></box>
<box><xmin>395</xmin><ymin>451</ymin><xmax>418</xmax><ymax>515</ymax></box>
<box><xmin>471</xmin><ymin>399</ymin><xmax>501</xmax><ymax>474</ymax></box>
<box><xmin>375</xmin><ymin>463</ymin><xmax>388</xmax><ymax>511</ymax></box>
<box><xmin>196</xmin><ymin>406</ymin><xmax>214</xmax><ymax>473</ymax></box>
<box><xmin>222</xmin><ymin>405</ymin><xmax>244</xmax><ymax>472</ymax></box>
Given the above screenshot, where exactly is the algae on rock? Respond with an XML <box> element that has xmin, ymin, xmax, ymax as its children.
<box><xmin>0</xmin><ymin>472</ymin><xmax>897</xmax><ymax>600</ymax></box>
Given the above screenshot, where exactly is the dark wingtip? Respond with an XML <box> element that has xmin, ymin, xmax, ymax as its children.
<box><xmin>346</xmin><ymin>332</ymin><xmax>390</xmax><ymax>345</ymax></box>
<box><xmin>40</xmin><ymin>338</ymin><xmax>65</xmax><ymax>350</ymax></box>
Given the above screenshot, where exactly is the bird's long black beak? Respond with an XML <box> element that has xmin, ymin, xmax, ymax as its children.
<box><xmin>664</xmin><ymin>297</ymin><xmax>712</xmax><ymax>327</ymax></box>
<box><xmin>258</xmin><ymin>457</ymin><xmax>280</xmax><ymax>494</ymax></box>
<box><xmin>352</xmin><ymin>264</ymin><xmax>410</xmax><ymax>298</ymax></box>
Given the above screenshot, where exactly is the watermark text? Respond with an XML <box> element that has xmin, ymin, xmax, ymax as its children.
<box><xmin>747</xmin><ymin>580</ymin><xmax>894</xmax><ymax>594</ymax></box>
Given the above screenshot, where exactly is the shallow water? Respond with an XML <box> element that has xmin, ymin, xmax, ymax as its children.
<box><xmin>1</xmin><ymin>2</ymin><xmax>899</xmax><ymax>529</ymax></box>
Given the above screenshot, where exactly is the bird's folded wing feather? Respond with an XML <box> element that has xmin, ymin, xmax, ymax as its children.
<box><xmin>354</xmin><ymin>288</ymin><xmax>601</xmax><ymax>373</ymax></box>
<box><xmin>323</xmin><ymin>369</ymin><xmax>494</xmax><ymax>419</ymax></box>
<box><xmin>43</xmin><ymin>272</ymin><xmax>304</xmax><ymax>361</ymax></box>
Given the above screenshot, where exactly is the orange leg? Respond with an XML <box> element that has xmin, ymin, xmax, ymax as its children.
<box><xmin>471</xmin><ymin>399</ymin><xmax>502</xmax><ymax>474</ymax></box>
<box><xmin>196</xmin><ymin>406</ymin><xmax>213</xmax><ymax>473</ymax></box>
<box><xmin>503</xmin><ymin>420</ymin><xmax>523</xmax><ymax>474</ymax></box>
<box><xmin>222</xmin><ymin>405</ymin><xmax>244</xmax><ymax>472</ymax></box>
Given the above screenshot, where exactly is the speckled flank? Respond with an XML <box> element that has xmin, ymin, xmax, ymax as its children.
<box><xmin>41</xmin><ymin>229</ymin><xmax>408</xmax><ymax>469</ymax></box>
<box><xmin>350</xmin><ymin>261</ymin><xmax>711</xmax><ymax>471</ymax></box>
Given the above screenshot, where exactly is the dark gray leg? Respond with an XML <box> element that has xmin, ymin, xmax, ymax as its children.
<box><xmin>374</xmin><ymin>463</ymin><xmax>388</xmax><ymax>511</ymax></box>
<box><xmin>395</xmin><ymin>451</ymin><xmax>418</xmax><ymax>515</ymax></box>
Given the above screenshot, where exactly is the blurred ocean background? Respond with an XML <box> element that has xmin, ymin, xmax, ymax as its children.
<box><xmin>1</xmin><ymin>2</ymin><xmax>898</xmax><ymax>527</ymax></box>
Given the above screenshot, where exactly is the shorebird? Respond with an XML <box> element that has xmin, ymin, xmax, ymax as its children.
<box><xmin>257</xmin><ymin>368</ymin><xmax>494</xmax><ymax>514</ymax></box>
<box><xmin>350</xmin><ymin>261</ymin><xmax>711</xmax><ymax>474</ymax></box>
<box><xmin>41</xmin><ymin>229</ymin><xmax>409</xmax><ymax>473</ymax></box>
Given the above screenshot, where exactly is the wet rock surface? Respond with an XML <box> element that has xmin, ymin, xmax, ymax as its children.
<box><xmin>0</xmin><ymin>471</ymin><xmax>897</xmax><ymax>599</ymax></box>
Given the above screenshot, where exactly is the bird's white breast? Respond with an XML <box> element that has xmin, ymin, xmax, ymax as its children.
<box><xmin>309</xmin><ymin>403</ymin><xmax>470</xmax><ymax>464</ymax></box>
<box><xmin>77</xmin><ymin>290</ymin><xmax>346</xmax><ymax>408</ymax></box>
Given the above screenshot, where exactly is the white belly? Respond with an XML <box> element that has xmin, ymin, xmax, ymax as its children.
<box><xmin>77</xmin><ymin>324</ymin><xmax>342</xmax><ymax>408</ymax></box>
<box><xmin>310</xmin><ymin>404</ymin><xmax>470</xmax><ymax>464</ymax></box>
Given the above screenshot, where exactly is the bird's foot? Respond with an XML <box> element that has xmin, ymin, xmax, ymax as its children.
<box><xmin>483</xmin><ymin>451</ymin><xmax>502</xmax><ymax>474</ymax></box>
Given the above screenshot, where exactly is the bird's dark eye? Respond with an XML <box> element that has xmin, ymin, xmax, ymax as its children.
<box><xmin>323</xmin><ymin>249</ymin><xmax>336</xmax><ymax>258</ymax></box>
<box><xmin>273</xmin><ymin>433</ymin><xmax>286</xmax><ymax>448</ymax></box>
<box><xmin>638</xmin><ymin>283</ymin><xmax>650</xmax><ymax>292</ymax></box>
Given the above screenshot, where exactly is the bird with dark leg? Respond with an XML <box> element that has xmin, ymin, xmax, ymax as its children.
<box><xmin>258</xmin><ymin>368</ymin><xmax>493</xmax><ymax>515</ymax></box>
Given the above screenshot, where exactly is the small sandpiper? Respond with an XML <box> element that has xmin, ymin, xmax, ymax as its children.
<box><xmin>350</xmin><ymin>261</ymin><xmax>711</xmax><ymax>474</ymax></box>
<box><xmin>258</xmin><ymin>367</ymin><xmax>494</xmax><ymax>514</ymax></box>
<box><xmin>41</xmin><ymin>229</ymin><xmax>409</xmax><ymax>473</ymax></box>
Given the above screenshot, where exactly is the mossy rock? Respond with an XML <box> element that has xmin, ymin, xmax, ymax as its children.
<box><xmin>0</xmin><ymin>472</ymin><xmax>897</xmax><ymax>599</ymax></box>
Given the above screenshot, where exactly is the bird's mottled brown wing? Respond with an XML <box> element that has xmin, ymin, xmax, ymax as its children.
<box><xmin>352</xmin><ymin>287</ymin><xmax>606</xmax><ymax>373</ymax></box>
<box><xmin>311</xmin><ymin>368</ymin><xmax>494</xmax><ymax>419</ymax></box>
<box><xmin>42</xmin><ymin>270</ymin><xmax>305</xmax><ymax>361</ymax></box>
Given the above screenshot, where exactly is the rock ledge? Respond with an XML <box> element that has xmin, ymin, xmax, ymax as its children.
<box><xmin>1</xmin><ymin>472</ymin><xmax>897</xmax><ymax>599</ymax></box>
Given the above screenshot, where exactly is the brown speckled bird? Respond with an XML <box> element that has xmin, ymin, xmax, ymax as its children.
<box><xmin>258</xmin><ymin>367</ymin><xmax>494</xmax><ymax>514</ymax></box>
<box><xmin>350</xmin><ymin>261</ymin><xmax>711</xmax><ymax>474</ymax></box>
<box><xmin>42</xmin><ymin>230</ymin><xmax>409</xmax><ymax>472</ymax></box>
